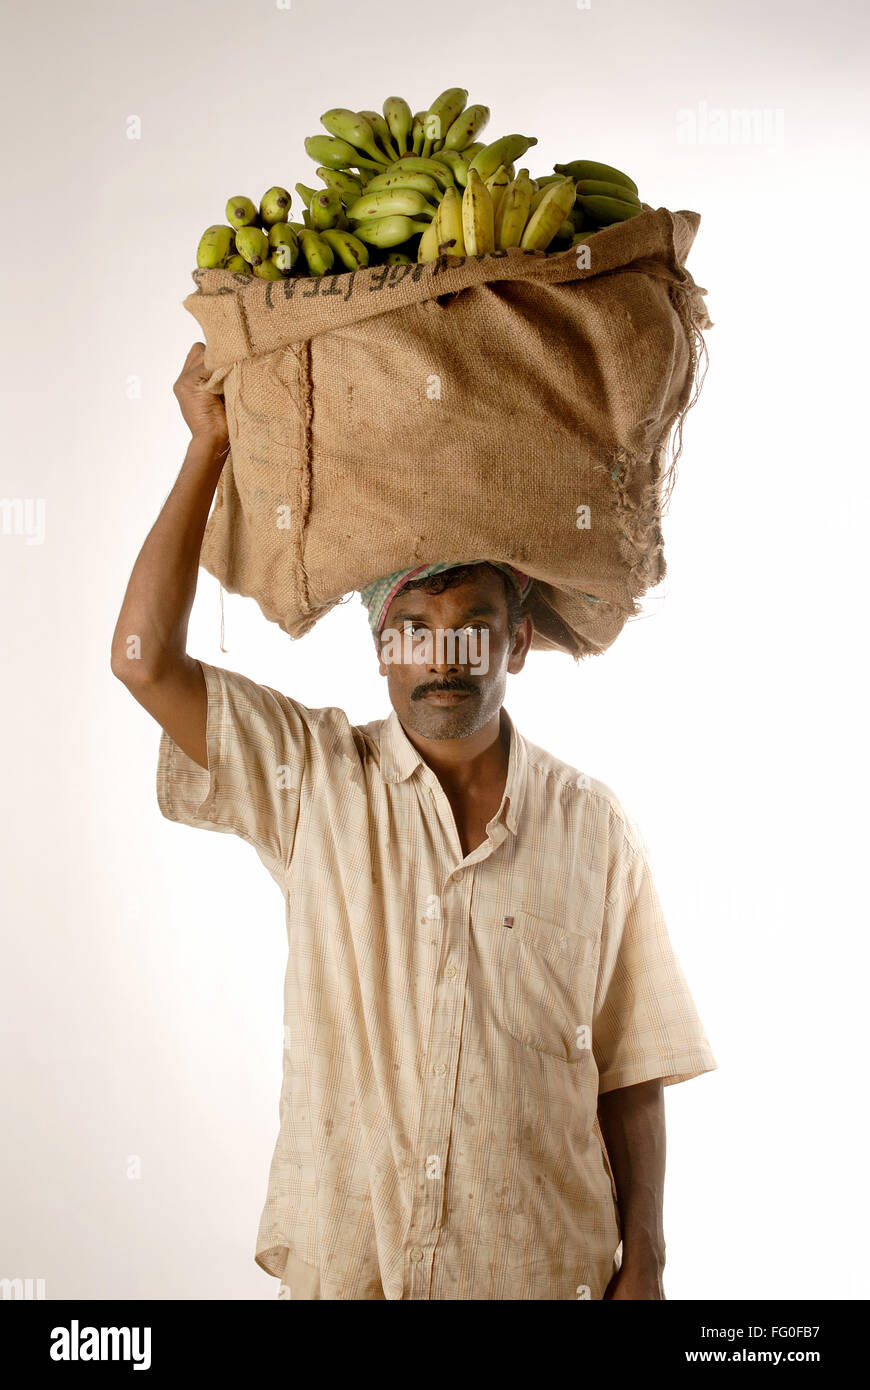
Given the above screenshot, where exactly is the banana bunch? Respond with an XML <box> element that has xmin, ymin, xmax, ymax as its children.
<box><xmin>193</xmin><ymin>90</ymin><xmax>648</xmax><ymax>280</ymax></box>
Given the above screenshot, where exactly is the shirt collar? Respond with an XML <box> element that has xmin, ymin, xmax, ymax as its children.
<box><xmin>379</xmin><ymin>704</ymin><xmax>528</xmax><ymax>835</ymax></box>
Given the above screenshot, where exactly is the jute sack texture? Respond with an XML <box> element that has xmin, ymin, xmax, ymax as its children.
<box><xmin>186</xmin><ymin>205</ymin><xmax>711</xmax><ymax>658</ymax></box>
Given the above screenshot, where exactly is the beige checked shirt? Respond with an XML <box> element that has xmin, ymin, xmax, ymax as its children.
<box><xmin>157</xmin><ymin>660</ymin><xmax>716</xmax><ymax>1300</ymax></box>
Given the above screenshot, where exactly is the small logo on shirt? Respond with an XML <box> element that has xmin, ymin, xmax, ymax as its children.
<box><xmin>502</xmin><ymin>915</ymin><xmax>514</xmax><ymax>929</ymax></box>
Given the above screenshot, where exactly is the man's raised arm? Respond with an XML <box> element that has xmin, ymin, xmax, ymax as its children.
<box><xmin>110</xmin><ymin>342</ymin><xmax>229</xmax><ymax>770</ymax></box>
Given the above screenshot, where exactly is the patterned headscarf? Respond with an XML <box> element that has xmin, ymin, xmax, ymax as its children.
<box><xmin>360</xmin><ymin>561</ymin><xmax>533</xmax><ymax>644</ymax></box>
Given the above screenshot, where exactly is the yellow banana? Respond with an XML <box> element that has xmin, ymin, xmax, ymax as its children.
<box><xmin>383</xmin><ymin>96</ymin><xmax>413</xmax><ymax>155</ymax></box>
<box><xmin>196</xmin><ymin>224</ymin><xmax>235</xmax><ymax>268</ymax></box>
<box><xmin>520</xmin><ymin>177</ymin><xmax>577</xmax><ymax>250</ymax></box>
<box><xmin>304</xmin><ymin>135</ymin><xmax>383</xmax><ymax>172</ymax></box>
<box><xmin>298</xmin><ymin>228</ymin><xmax>335</xmax><ymax>275</ymax></box>
<box><xmin>348</xmin><ymin>188</ymin><xmax>438</xmax><ymax>221</ymax></box>
<box><xmin>443</xmin><ymin>104</ymin><xmax>490</xmax><ymax>151</ymax></box>
<box><xmin>484</xmin><ymin>164</ymin><xmax>511</xmax><ymax>222</ymax></box>
<box><xmin>320</xmin><ymin>109</ymin><xmax>389</xmax><ymax>165</ymax></box>
<box><xmin>461</xmin><ymin>168</ymin><xmax>494</xmax><ymax>254</ymax></box>
<box><xmin>320</xmin><ymin>227</ymin><xmax>370</xmax><ymax>269</ymax></box>
<box><xmin>225</xmin><ymin>196</ymin><xmax>257</xmax><ymax>230</ymax></box>
<box><xmin>469</xmin><ymin>134</ymin><xmax>538</xmax><ymax>183</ymax></box>
<box><xmin>235</xmin><ymin>225</ymin><xmax>269</xmax><ymax>266</ymax></box>
<box><xmin>354</xmin><ymin>216</ymin><xmax>431</xmax><ymax>248</ymax></box>
<box><xmin>436</xmin><ymin>185</ymin><xmax>465</xmax><ymax>256</ymax></box>
<box><xmin>259</xmin><ymin>186</ymin><xmax>291</xmax><ymax>225</ymax></box>
<box><xmin>494</xmin><ymin>175</ymin><xmax>534</xmax><ymax>248</ymax></box>
<box><xmin>417</xmin><ymin>217</ymin><xmax>440</xmax><ymax>263</ymax></box>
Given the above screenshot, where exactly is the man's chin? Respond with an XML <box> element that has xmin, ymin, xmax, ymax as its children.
<box><xmin>405</xmin><ymin>697</ymin><xmax>483</xmax><ymax>740</ymax></box>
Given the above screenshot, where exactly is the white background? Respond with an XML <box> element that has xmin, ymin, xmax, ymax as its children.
<box><xmin>1</xmin><ymin>0</ymin><xmax>867</xmax><ymax>1299</ymax></box>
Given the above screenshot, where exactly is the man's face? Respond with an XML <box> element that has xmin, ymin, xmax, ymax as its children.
<box><xmin>377</xmin><ymin>569</ymin><xmax>533</xmax><ymax>741</ymax></box>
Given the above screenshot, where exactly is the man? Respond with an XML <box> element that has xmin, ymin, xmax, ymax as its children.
<box><xmin>111</xmin><ymin>343</ymin><xmax>717</xmax><ymax>1301</ymax></box>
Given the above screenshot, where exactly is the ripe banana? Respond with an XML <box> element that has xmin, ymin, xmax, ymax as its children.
<box><xmin>437</xmin><ymin>150</ymin><xmax>470</xmax><ymax>186</ymax></box>
<box><xmin>298</xmin><ymin>228</ymin><xmax>335</xmax><ymax>276</ymax></box>
<box><xmin>494</xmin><ymin>175</ymin><xmax>533</xmax><ymax>249</ymax></box>
<box><xmin>310</xmin><ymin>187</ymin><xmax>342</xmax><ymax>230</ymax></box>
<box><xmin>253</xmin><ymin>258</ymin><xmax>284</xmax><ymax>279</ymax></box>
<box><xmin>358</xmin><ymin>110</ymin><xmax>401</xmax><ymax>162</ymax></box>
<box><xmin>575</xmin><ymin>179</ymin><xmax>641</xmax><ymax>206</ymax></box>
<box><xmin>520</xmin><ymin>176</ymin><xmax>577</xmax><ymax>250</ymax></box>
<box><xmin>320</xmin><ymin>227</ymin><xmax>370</xmax><ymax>269</ymax></box>
<box><xmin>235</xmin><ymin>225</ymin><xmax>270</xmax><ymax>266</ymax></box>
<box><xmin>348</xmin><ymin>188</ymin><xmax>438</xmax><ymax>221</ymax></box>
<box><xmin>320</xmin><ymin>109</ymin><xmax>389</xmax><ymax>165</ymax></box>
<box><xmin>436</xmin><ymin>184</ymin><xmax>465</xmax><ymax>256</ymax></box>
<box><xmin>469</xmin><ymin>134</ymin><xmax>537</xmax><ymax>183</ymax></box>
<box><xmin>423</xmin><ymin>87</ymin><xmax>468</xmax><ymax>149</ymax></box>
<box><xmin>317</xmin><ymin>167</ymin><xmax>363</xmax><ymax>204</ymax></box>
<box><xmin>443</xmin><ymin>104</ymin><xmax>490</xmax><ymax>151</ymax></box>
<box><xmin>578</xmin><ymin>194</ymin><xmax>642</xmax><ymax>224</ymax></box>
<box><xmin>417</xmin><ymin>217</ymin><xmax>440</xmax><ymax>263</ymax></box>
<box><xmin>485</xmin><ymin>164</ymin><xmax>511</xmax><ymax>222</ymax></box>
<box><xmin>462</xmin><ymin>168</ymin><xmax>494</xmax><ymax>255</ymax></box>
<box><xmin>196</xmin><ymin>224</ymin><xmax>235</xmax><ymax>268</ymax></box>
<box><xmin>553</xmin><ymin>159</ymin><xmax>638</xmax><ymax>195</ymax></box>
<box><xmin>269</xmin><ymin>223</ymin><xmax>299</xmax><ymax>272</ymax></box>
<box><xmin>304</xmin><ymin>135</ymin><xmax>383</xmax><ymax>172</ymax></box>
<box><xmin>383</xmin><ymin>156</ymin><xmax>454</xmax><ymax>189</ymax></box>
<box><xmin>354</xmin><ymin>216</ymin><xmax>431</xmax><ymax>248</ymax></box>
<box><xmin>363</xmin><ymin>169</ymin><xmax>442</xmax><ymax>201</ymax></box>
<box><xmin>225</xmin><ymin>196</ymin><xmax>258</xmax><ymax>230</ymax></box>
<box><xmin>225</xmin><ymin>254</ymin><xmax>252</xmax><ymax>274</ymax></box>
<box><xmin>259</xmin><ymin>186</ymin><xmax>292</xmax><ymax>225</ymax></box>
<box><xmin>383</xmin><ymin>96</ymin><xmax>413</xmax><ymax>155</ymax></box>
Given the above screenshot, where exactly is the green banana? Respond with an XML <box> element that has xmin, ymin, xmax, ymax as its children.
<box><xmin>494</xmin><ymin>175</ymin><xmax>533</xmax><ymax>249</ymax></box>
<box><xmin>578</xmin><ymin>194</ymin><xmax>642</xmax><ymax>225</ymax></box>
<box><xmin>553</xmin><ymin>160</ymin><xmax>638</xmax><ymax>195</ymax></box>
<box><xmin>320</xmin><ymin>109</ymin><xmax>389</xmax><ymax>165</ymax></box>
<box><xmin>259</xmin><ymin>186</ymin><xmax>292</xmax><ymax>225</ymax></box>
<box><xmin>304</xmin><ymin>135</ymin><xmax>383</xmax><ymax>172</ymax></box>
<box><xmin>484</xmin><ymin>164</ymin><xmax>511</xmax><ymax>222</ymax></box>
<box><xmin>417</xmin><ymin>217</ymin><xmax>441</xmax><ymax>263</ymax></box>
<box><xmin>354</xmin><ymin>216</ymin><xmax>431</xmax><ymax>248</ymax></box>
<box><xmin>358</xmin><ymin>110</ymin><xmax>401</xmax><ymax>162</ymax></box>
<box><xmin>469</xmin><ymin>134</ymin><xmax>538</xmax><ymax>183</ymax></box>
<box><xmin>320</xmin><ymin>227</ymin><xmax>370</xmax><ymax>269</ymax></box>
<box><xmin>520</xmin><ymin>176</ymin><xmax>577</xmax><ymax>250</ymax></box>
<box><xmin>423</xmin><ymin>87</ymin><xmax>468</xmax><ymax>149</ymax></box>
<box><xmin>316</xmin><ymin>167</ymin><xmax>363</xmax><ymax>204</ymax></box>
<box><xmin>196</xmin><ymin>224</ymin><xmax>235</xmax><ymax>268</ymax></box>
<box><xmin>224</xmin><ymin>253</ymin><xmax>252</xmax><ymax>274</ymax></box>
<box><xmin>463</xmin><ymin>142</ymin><xmax>485</xmax><ymax>159</ymax></box>
<box><xmin>436</xmin><ymin>184</ymin><xmax>465</xmax><ymax>256</ymax></box>
<box><xmin>436</xmin><ymin>150</ymin><xmax>471</xmax><ymax>186</ymax></box>
<box><xmin>269</xmin><ymin>223</ymin><xmax>299</xmax><ymax>271</ymax></box>
<box><xmin>572</xmin><ymin>229</ymin><xmax>597</xmax><ymax>244</ymax></box>
<box><xmin>363</xmin><ymin>169</ymin><xmax>442</xmax><ymax>200</ymax></box>
<box><xmin>298</xmin><ymin>228</ymin><xmax>335</xmax><ymax>275</ymax></box>
<box><xmin>253</xmin><ymin>258</ymin><xmax>284</xmax><ymax>279</ymax></box>
<box><xmin>575</xmin><ymin>179</ymin><xmax>641</xmax><ymax>206</ymax></box>
<box><xmin>385</xmin><ymin>251</ymin><xmax>414</xmax><ymax>264</ymax></box>
<box><xmin>383</xmin><ymin>156</ymin><xmax>454</xmax><ymax>189</ymax></box>
<box><xmin>295</xmin><ymin>182</ymin><xmax>318</xmax><ymax>209</ymax></box>
<box><xmin>553</xmin><ymin>217</ymin><xmax>574</xmax><ymax>244</ymax></box>
<box><xmin>462</xmin><ymin>168</ymin><xmax>494</xmax><ymax>254</ymax></box>
<box><xmin>310</xmin><ymin>186</ymin><xmax>342</xmax><ymax>230</ymax></box>
<box><xmin>383</xmin><ymin>96</ymin><xmax>413</xmax><ymax>155</ymax></box>
<box><xmin>443</xmin><ymin>104</ymin><xmax>490</xmax><ymax>151</ymax></box>
<box><xmin>348</xmin><ymin>188</ymin><xmax>438</xmax><ymax>221</ymax></box>
<box><xmin>225</xmin><ymin>196</ymin><xmax>258</xmax><ymax>230</ymax></box>
<box><xmin>411</xmin><ymin>112</ymin><xmax>425</xmax><ymax>155</ymax></box>
<box><xmin>235</xmin><ymin>225</ymin><xmax>270</xmax><ymax>266</ymax></box>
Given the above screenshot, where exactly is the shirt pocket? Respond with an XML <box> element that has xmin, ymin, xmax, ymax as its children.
<box><xmin>498</xmin><ymin>909</ymin><xmax>599</xmax><ymax>1062</ymax></box>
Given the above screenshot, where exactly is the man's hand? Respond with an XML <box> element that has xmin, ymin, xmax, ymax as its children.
<box><xmin>603</xmin><ymin>1259</ymin><xmax>665</xmax><ymax>1300</ymax></box>
<box><xmin>174</xmin><ymin>342</ymin><xmax>229</xmax><ymax>449</ymax></box>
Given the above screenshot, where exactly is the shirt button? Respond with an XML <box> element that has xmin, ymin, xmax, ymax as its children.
<box><xmin>446</xmin><ymin>964</ymin><xmax>457</xmax><ymax>979</ymax></box>
<box><xmin>433</xmin><ymin>1062</ymin><xmax>446</xmax><ymax>1075</ymax></box>
<box><xmin>453</xmin><ymin>870</ymin><xmax>463</xmax><ymax>883</ymax></box>
<box><xmin>410</xmin><ymin>1247</ymin><xmax>424</xmax><ymax>1262</ymax></box>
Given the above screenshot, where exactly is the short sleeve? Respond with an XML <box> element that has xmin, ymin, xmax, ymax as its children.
<box><xmin>156</xmin><ymin>660</ymin><xmax>345</xmax><ymax>886</ymax></box>
<box><xmin>593</xmin><ymin>817</ymin><xmax>718</xmax><ymax>1094</ymax></box>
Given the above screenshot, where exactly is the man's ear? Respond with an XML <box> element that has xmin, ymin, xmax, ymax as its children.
<box><xmin>507</xmin><ymin>615</ymin><xmax>533</xmax><ymax>674</ymax></box>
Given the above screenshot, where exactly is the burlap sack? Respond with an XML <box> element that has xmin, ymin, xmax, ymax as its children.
<box><xmin>185</xmin><ymin>205</ymin><xmax>710</xmax><ymax>658</ymax></box>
